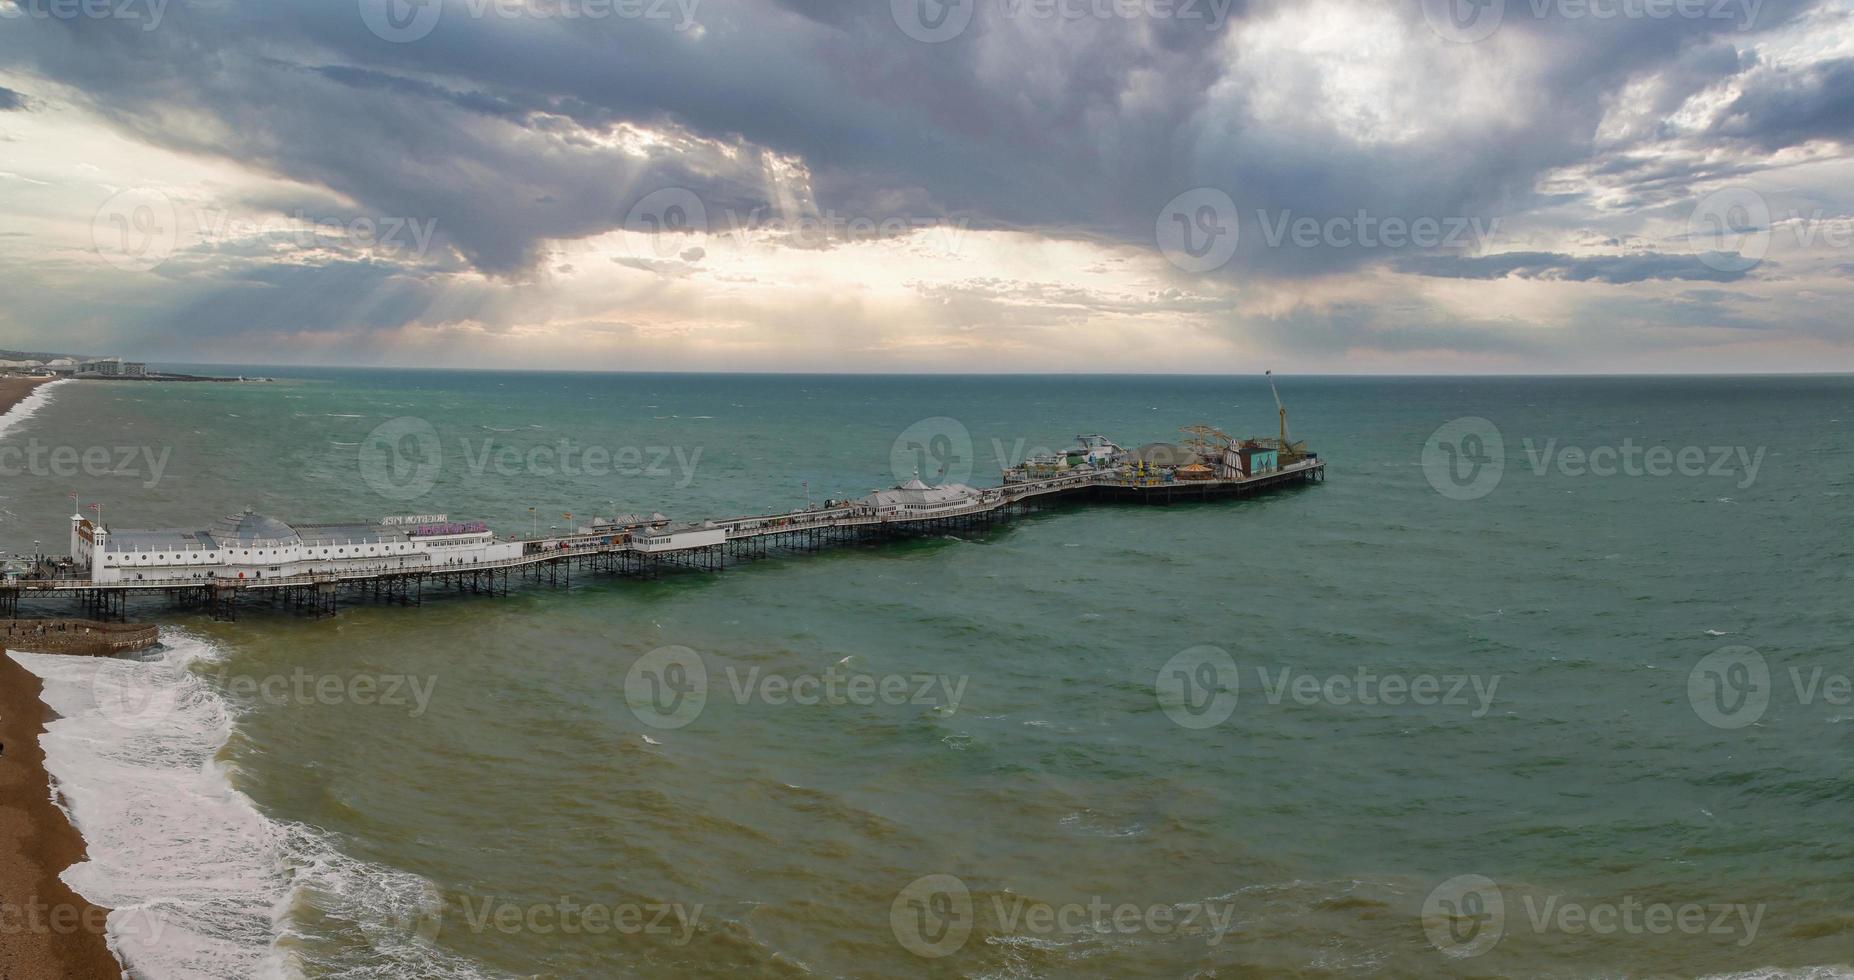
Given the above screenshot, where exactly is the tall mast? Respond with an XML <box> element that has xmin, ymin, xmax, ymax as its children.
<box><xmin>1267</xmin><ymin>369</ymin><xmax>1290</xmax><ymax>449</ymax></box>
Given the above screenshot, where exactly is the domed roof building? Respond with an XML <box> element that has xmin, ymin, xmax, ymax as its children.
<box><xmin>858</xmin><ymin>476</ymin><xmax>983</xmax><ymax>514</ymax></box>
<box><xmin>207</xmin><ymin>509</ymin><xmax>301</xmax><ymax>548</ymax></box>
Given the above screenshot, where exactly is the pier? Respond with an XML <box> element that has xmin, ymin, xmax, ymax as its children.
<box><xmin>3</xmin><ymin>454</ymin><xmax>1325</xmax><ymax>623</ymax></box>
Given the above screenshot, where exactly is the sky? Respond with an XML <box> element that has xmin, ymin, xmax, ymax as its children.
<box><xmin>0</xmin><ymin>0</ymin><xmax>1850</xmax><ymax>374</ymax></box>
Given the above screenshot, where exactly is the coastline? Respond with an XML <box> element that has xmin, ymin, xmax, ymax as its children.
<box><xmin>0</xmin><ymin>375</ymin><xmax>50</xmax><ymax>414</ymax></box>
<box><xmin>0</xmin><ymin>377</ymin><xmax>63</xmax><ymax>439</ymax></box>
<box><xmin>0</xmin><ymin>376</ymin><xmax>123</xmax><ymax>977</ymax></box>
<box><xmin>0</xmin><ymin>651</ymin><xmax>124</xmax><ymax>979</ymax></box>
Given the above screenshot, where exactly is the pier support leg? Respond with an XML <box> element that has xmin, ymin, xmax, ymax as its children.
<box><xmin>211</xmin><ymin>586</ymin><xmax>238</xmax><ymax>622</ymax></box>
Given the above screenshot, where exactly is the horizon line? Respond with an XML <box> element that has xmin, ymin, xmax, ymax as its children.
<box><xmin>129</xmin><ymin>362</ymin><xmax>1854</xmax><ymax>379</ymax></box>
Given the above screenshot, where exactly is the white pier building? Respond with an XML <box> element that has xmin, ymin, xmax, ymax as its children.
<box><xmin>72</xmin><ymin>510</ymin><xmax>523</xmax><ymax>584</ymax></box>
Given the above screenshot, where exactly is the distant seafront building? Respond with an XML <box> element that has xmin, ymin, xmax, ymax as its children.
<box><xmin>78</xmin><ymin>357</ymin><xmax>146</xmax><ymax>377</ymax></box>
<box><xmin>0</xmin><ymin>355</ymin><xmax>146</xmax><ymax>377</ymax></box>
<box><xmin>72</xmin><ymin>509</ymin><xmax>525</xmax><ymax>583</ymax></box>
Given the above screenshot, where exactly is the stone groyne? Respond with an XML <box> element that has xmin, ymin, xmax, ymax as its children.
<box><xmin>1</xmin><ymin>619</ymin><xmax>159</xmax><ymax>656</ymax></box>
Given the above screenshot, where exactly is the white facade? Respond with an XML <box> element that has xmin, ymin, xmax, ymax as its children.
<box><xmin>635</xmin><ymin>525</ymin><xmax>726</xmax><ymax>553</ymax></box>
<box><xmin>81</xmin><ymin>511</ymin><xmax>523</xmax><ymax>584</ymax></box>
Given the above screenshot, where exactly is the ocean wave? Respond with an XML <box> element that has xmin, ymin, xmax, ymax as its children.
<box><xmin>0</xmin><ymin>377</ymin><xmax>70</xmax><ymax>439</ymax></box>
<box><xmin>276</xmin><ymin>828</ymin><xmax>494</xmax><ymax>979</ymax></box>
<box><xmin>11</xmin><ymin>634</ymin><xmax>491</xmax><ymax>980</ymax></box>
<box><xmin>14</xmin><ymin>636</ymin><xmax>288</xmax><ymax>979</ymax></box>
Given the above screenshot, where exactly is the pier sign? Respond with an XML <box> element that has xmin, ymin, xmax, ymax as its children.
<box><xmin>381</xmin><ymin>514</ymin><xmax>448</xmax><ymax>526</ymax></box>
<box><xmin>408</xmin><ymin>521</ymin><xmax>489</xmax><ymax>537</ymax></box>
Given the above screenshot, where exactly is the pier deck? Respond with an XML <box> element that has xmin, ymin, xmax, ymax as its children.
<box><xmin>3</xmin><ymin>459</ymin><xmax>1323</xmax><ymax>621</ymax></box>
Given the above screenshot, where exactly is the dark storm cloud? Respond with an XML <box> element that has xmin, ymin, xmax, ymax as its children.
<box><xmin>0</xmin><ymin>85</ymin><xmax>27</xmax><ymax>111</ymax></box>
<box><xmin>1395</xmin><ymin>251</ymin><xmax>1753</xmax><ymax>284</ymax></box>
<box><xmin>1712</xmin><ymin>56</ymin><xmax>1854</xmax><ymax>149</ymax></box>
<box><xmin>0</xmin><ymin>0</ymin><xmax>1835</xmax><ymax>287</ymax></box>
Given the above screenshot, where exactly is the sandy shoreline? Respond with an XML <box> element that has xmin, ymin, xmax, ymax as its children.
<box><xmin>0</xmin><ymin>376</ymin><xmax>124</xmax><ymax>977</ymax></box>
<box><xmin>0</xmin><ymin>652</ymin><xmax>124</xmax><ymax>978</ymax></box>
<box><xmin>0</xmin><ymin>376</ymin><xmax>51</xmax><ymax>417</ymax></box>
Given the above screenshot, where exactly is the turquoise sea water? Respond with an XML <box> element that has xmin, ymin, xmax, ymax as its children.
<box><xmin>3</xmin><ymin>371</ymin><xmax>1852</xmax><ymax>978</ymax></box>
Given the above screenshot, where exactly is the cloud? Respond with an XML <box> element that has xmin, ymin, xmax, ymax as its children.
<box><xmin>1</xmin><ymin>0</ymin><xmax>1823</xmax><ymax>281</ymax></box>
<box><xmin>1393</xmin><ymin>251</ymin><xmax>1754</xmax><ymax>284</ymax></box>
<box><xmin>1712</xmin><ymin>57</ymin><xmax>1854</xmax><ymax>150</ymax></box>
<box><xmin>0</xmin><ymin>0</ymin><xmax>1849</xmax><ymax>371</ymax></box>
<box><xmin>0</xmin><ymin>85</ymin><xmax>26</xmax><ymax>111</ymax></box>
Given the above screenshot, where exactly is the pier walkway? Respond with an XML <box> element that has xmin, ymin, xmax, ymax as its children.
<box><xmin>2</xmin><ymin>459</ymin><xmax>1324</xmax><ymax>621</ymax></box>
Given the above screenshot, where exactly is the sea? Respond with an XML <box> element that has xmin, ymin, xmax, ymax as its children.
<box><xmin>1</xmin><ymin>369</ymin><xmax>1851</xmax><ymax>978</ymax></box>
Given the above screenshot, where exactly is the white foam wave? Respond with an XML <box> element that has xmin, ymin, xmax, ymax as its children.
<box><xmin>276</xmin><ymin>832</ymin><xmax>493</xmax><ymax>980</ymax></box>
<box><xmin>0</xmin><ymin>378</ymin><xmax>70</xmax><ymax>440</ymax></box>
<box><xmin>10</xmin><ymin>634</ymin><xmax>493</xmax><ymax>980</ymax></box>
<box><xmin>11</xmin><ymin>636</ymin><xmax>290</xmax><ymax>979</ymax></box>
